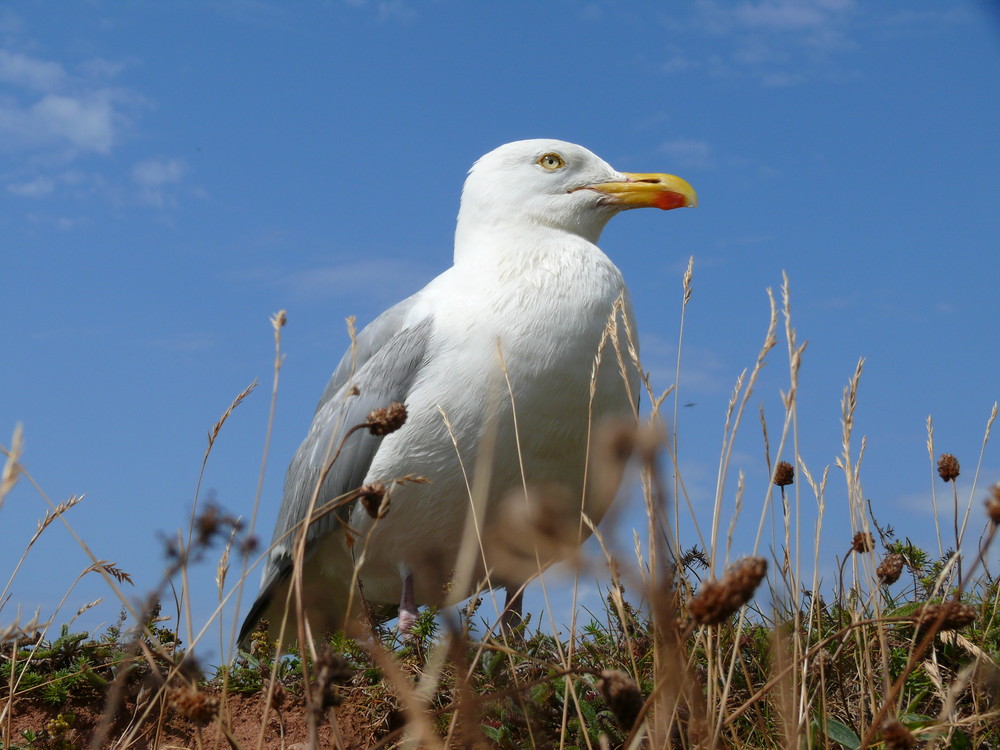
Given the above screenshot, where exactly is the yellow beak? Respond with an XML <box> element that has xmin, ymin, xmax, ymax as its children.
<box><xmin>583</xmin><ymin>172</ymin><xmax>697</xmax><ymax>211</ymax></box>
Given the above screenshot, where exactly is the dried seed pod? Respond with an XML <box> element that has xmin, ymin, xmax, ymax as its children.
<box><xmin>881</xmin><ymin>719</ymin><xmax>916</xmax><ymax>750</ymax></box>
<box><xmin>588</xmin><ymin>419</ymin><xmax>638</xmax><ymax>518</ymax></box>
<box><xmin>167</xmin><ymin>684</ymin><xmax>219</xmax><ymax>725</ymax></box>
<box><xmin>850</xmin><ymin>531</ymin><xmax>874</xmax><ymax>553</ymax></box>
<box><xmin>914</xmin><ymin>601</ymin><xmax>977</xmax><ymax>634</ymax></box>
<box><xmin>937</xmin><ymin>453</ymin><xmax>960</xmax><ymax>482</ymax></box>
<box><xmin>689</xmin><ymin>557</ymin><xmax>767</xmax><ymax>626</ymax></box>
<box><xmin>772</xmin><ymin>460</ymin><xmax>794</xmax><ymax>487</ymax></box>
<box><xmin>597</xmin><ymin>669</ymin><xmax>643</xmax><ymax>731</ymax></box>
<box><xmin>269</xmin><ymin>682</ymin><xmax>286</xmax><ymax>711</ymax></box>
<box><xmin>809</xmin><ymin>649</ymin><xmax>834</xmax><ymax>677</ymax></box>
<box><xmin>876</xmin><ymin>553</ymin><xmax>904</xmax><ymax>585</ymax></box>
<box><xmin>358</xmin><ymin>481</ymin><xmax>388</xmax><ymax>519</ymax></box>
<box><xmin>484</xmin><ymin>483</ymin><xmax>580</xmax><ymax>584</ymax></box>
<box><xmin>310</xmin><ymin>649</ymin><xmax>353</xmax><ymax>712</ymax></box>
<box><xmin>985</xmin><ymin>482</ymin><xmax>1000</xmax><ymax>525</ymax></box>
<box><xmin>367</xmin><ymin>402</ymin><xmax>408</xmax><ymax>436</ymax></box>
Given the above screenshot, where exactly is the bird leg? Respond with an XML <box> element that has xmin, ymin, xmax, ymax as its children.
<box><xmin>397</xmin><ymin>570</ymin><xmax>418</xmax><ymax>634</ymax></box>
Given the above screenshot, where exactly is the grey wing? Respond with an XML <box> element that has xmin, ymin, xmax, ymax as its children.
<box><xmin>262</xmin><ymin>312</ymin><xmax>434</xmax><ymax>589</ymax></box>
<box><xmin>315</xmin><ymin>294</ymin><xmax>423</xmax><ymax>413</ymax></box>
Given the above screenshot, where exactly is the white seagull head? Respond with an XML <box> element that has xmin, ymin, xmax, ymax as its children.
<box><xmin>455</xmin><ymin>139</ymin><xmax>697</xmax><ymax>251</ymax></box>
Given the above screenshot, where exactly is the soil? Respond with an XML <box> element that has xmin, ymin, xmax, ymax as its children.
<box><xmin>2</xmin><ymin>686</ymin><xmax>386</xmax><ymax>749</ymax></box>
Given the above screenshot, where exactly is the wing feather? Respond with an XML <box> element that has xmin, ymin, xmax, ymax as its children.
<box><xmin>239</xmin><ymin>307</ymin><xmax>433</xmax><ymax>644</ymax></box>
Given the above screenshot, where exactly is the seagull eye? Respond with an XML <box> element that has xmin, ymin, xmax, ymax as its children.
<box><xmin>538</xmin><ymin>153</ymin><xmax>566</xmax><ymax>171</ymax></box>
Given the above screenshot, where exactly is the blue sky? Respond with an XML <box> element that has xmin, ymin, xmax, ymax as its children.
<box><xmin>2</xmin><ymin>1</ymin><xmax>999</xmax><ymax>658</ymax></box>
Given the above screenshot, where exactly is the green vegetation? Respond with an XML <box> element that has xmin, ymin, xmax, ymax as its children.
<box><xmin>2</xmin><ymin>273</ymin><xmax>998</xmax><ymax>747</ymax></box>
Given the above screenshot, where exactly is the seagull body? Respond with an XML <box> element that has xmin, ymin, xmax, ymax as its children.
<box><xmin>240</xmin><ymin>140</ymin><xmax>695</xmax><ymax>644</ymax></box>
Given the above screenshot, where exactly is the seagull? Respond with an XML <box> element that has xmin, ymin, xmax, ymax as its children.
<box><xmin>239</xmin><ymin>139</ymin><xmax>695</xmax><ymax>645</ymax></box>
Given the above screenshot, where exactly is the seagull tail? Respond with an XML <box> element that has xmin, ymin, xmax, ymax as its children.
<box><xmin>237</xmin><ymin>550</ymin><xmax>360</xmax><ymax>651</ymax></box>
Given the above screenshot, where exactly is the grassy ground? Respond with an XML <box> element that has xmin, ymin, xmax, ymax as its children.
<box><xmin>2</xmin><ymin>270</ymin><xmax>999</xmax><ymax>748</ymax></box>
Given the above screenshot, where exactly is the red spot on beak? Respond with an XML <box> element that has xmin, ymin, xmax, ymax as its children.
<box><xmin>652</xmin><ymin>191</ymin><xmax>689</xmax><ymax>211</ymax></box>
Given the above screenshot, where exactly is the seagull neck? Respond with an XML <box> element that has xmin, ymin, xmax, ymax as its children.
<box><xmin>453</xmin><ymin>219</ymin><xmax>603</xmax><ymax>265</ymax></box>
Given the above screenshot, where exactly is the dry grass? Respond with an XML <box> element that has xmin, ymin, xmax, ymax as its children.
<box><xmin>2</xmin><ymin>265</ymin><xmax>999</xmax><ymax>749</ymax></box>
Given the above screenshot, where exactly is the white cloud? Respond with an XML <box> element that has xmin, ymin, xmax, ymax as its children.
<box><xmin>0</xmin><ymin>43</ymin><xmax>130</xmax><ymax>158</ymax></box>
<box><xmin>665</xmin><ymin>0</ymin><xmax>857</xmax><ymax>85</ymax></box>
<box><xmin>0</xmin><ymin>48</ymin><xmax>66</xmax><ymax>91</ymax></box>
<box><xmin>377</xmin><ymin>1</ymin><xmax>416</xmax><ymax>22</ymax></box>
<box><xmin>6</xmin><ymin>170</ymin><xmax>89</xmax><ymax>199</ymax></box>
<box><xmin>7</xmin><ymin>175</ymin><xmax>54</xmax><ymax>196</ymax></box>
<box><xmin>32</xmin><ymin>92</ymin><xmax>116</xmax><ymax>152</ymax></box>
<box><xmin>132</xmin><ymin>157</ymin><xmax>187</xmax><ymax>206</ymax></box>
<box><xmin>760</xmin><ymin>71</ymin><xmax>807</xmax><ymax>87</ymax></box>
<box><xmin>732</xmin><ymin>0</ymin><xmax>854</xmax><ymax>32</ymax></box>
<box><xmin>659</xmin><ymin>138</ymin><xmax>713</xmax><ymax>169</ymax></box>
<box><xmin>346</xmin><ymin>0</ymin><xmax>416</xmax><ymax>22</ymax></box>
<box><xmin>133</xmin><ymin>157</ymin><xmax>186</xmax><ymax>188</ymax></box>
<box><xmin>280</xmin><ymin>258</ymin><xmax>433</xmax><ymax>303</ymax></box>
<box><xmin>77</xmin><ymin>57</ymin><xmax>128</xmax><ymax>80</ymax></box>
<box><xmin>0</xmin><ymin>91</ymin><xmax>117</xmax><ymax>154</ymax></box>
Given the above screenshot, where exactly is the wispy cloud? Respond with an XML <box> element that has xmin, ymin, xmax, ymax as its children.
<box><xmin>0</xmin><ymin>22</ymin><xmax>196</xmax><ymax>214</ymax></box>
<box><xmin>662</xmin><ymin>0</ymin><xmax>857</xmax><ymax>85</ymax></box>
<box><xmin>279</xmin><ymin>258</ymin><xmax>434</xmax><ymax>304</ymax></box>
<box><xmin>0</xmin><ymin>48</ymin><xmax>66</xmax><ymax>91</ymax></box>
<box><xmin>345</xmin><ymin>0</ymin><xmax>417</xmax><ymax>23</ymax></box>
<box><xmin>0</xmin><ymin>91</ymin><xmax>120</xmax><ymax>154</ymax></box>
<box><xmin>659</xmin><ymin>138</ymin><xmax>713</xmax><ymax>169</ymax></box>
<box><xmin>663</xmin><ymin>2</ymin><xmax>975</xmax><ymax>87</ymax></box>
<box><xmin>0</xmin><ymin>45</ymin><xmax>130</xmax><ymax>156</ymax></box>
<box><xmin>729</xmin><ymin>0</ymin><xmax>854</xmax><ymax>33</ymax></box>
<box><xmin>6</xmin><ymin>169</ymin><xmax>88</xmax><ymax>198</ymax></box>
<box><xmin>7</xmin><ymin>174</ymin><xmax>55</xmax><ymax>197</ymax></box>
<box><xmin>132</xmin><ymin>156</ymin><xmax>187</xmax><ymax>207</ymax></box>
<box><xmin>378</xmin><ymin>1</ymin><xmax>416</xmax><ymax>22</ymax></box>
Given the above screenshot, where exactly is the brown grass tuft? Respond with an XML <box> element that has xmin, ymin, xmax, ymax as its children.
<box><xmin>689</xmin><ymin>556</ymin><xmax>767</xmax><ymax>626</ymax></box>
<box><xmin>881</xmin><ymin>718</ymin><xmax>916</xmax><ymax>750</ymax></box>
<box><xmin>937</xmin><ymin>452</ymin><xmax>960</xmax><ymax>482</ymax></box>
<box><xmin>358</xmin><ymin>480</ymin><xmax>388</xmax><ymax>519</ymax></box>
<box><xmin>850</xmin><ymin>531</ymin><xmax>874</xmax><ymax>554</ymax></box>
<box><xmin>876</xmin><ymin>553</ymin><xmax>904</xmax><ymax>585</ymax></box>
<box><xmin>772</xmin><ymin>460</ymin><xmax>794</xmax><ymax>487</ymax></box>
<box><xmin>913</xmin><ymin>601</ymin><xmax>978</xmax><ymax>634</ymax></box>
<box><xmin>167</xmin><ymin>684</ymin><xmax>219</xmax><ymax>725</ymax></box>
<box><xmin>597</xmin><ymin>669</ymin><xmax>643</xmax><ymax>731</ymax></box>
<box><xmin>366</xmin><ymin>401</ymin><xmax>408</xmax><ymax>436</ymax></box>
<box><xmin>985</xmin><ymin>482</ymin><xmax>1000</xmax><ymax>525</ymax></box>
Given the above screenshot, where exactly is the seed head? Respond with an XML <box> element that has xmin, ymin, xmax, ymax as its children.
<box><xmin>850</xmin><ymin>531</ymin><xmax>874</xmax><ymax>554</ymax></box>
<box><xmin>168</xmin><ymin>684</ymin><xmax>219</xmax><ymax>725</ymax></box>
<box><xmin>876</xmin><ymin>553</ymin><xmax>904</xmax><ymax>585</ymax></box>
<box><xmin>310</xmin><ymin>649</ymin><xmax>353</xmax><ymax>711</ymax></box>
<box><xmin>937</xmin><ymin>453</ymin><xmax>960</xmax><ymax>482</ymax></box>
<box><xmin>269</xmin><ymin>682</ymin><xmax>286</xmax><ymax>711</ymax></box>
<box><xmin>772</xmin><ymin>460</ymin><xmax>794</xmax><ymax>487</ymax></box>
<box><xmin>485</xmin><ymin>483</ymin><xmax>579</xmax><ymax>582</ymax></box>
<box><xmin>881</xmin><ymin>719</ymin><xmax>916</xmax><ymax>750</ymax></box>
<box><xmin>589</xmin><ymin>420</ymin><xmax>638</xmax><ymax>519</ymax></box>
<box><xmin>597</xmin><ymin>669</ymin><xmax>643</xmax><ymax>731</ymax></box>
<box><xmin>359</xmin><ymin>480</ymin><xmax>388</xmax><ymax>518</ymax></box>
<box><xmin>190</xmin><ymin>503</ymin><xmax>242</xmax><ymax>549</ymax></box>
<box><xmin>809</xmin><ymin>649</ymin><xmax>834</xmax><ymax>678</ymax></box>
<box><xmin>689</xmin><ymin>557</ymin><xmax>767</xmax><ymax>626</ymax></box>
<box><xmin>914</xmin><ymin>601</ymin><xmax>977</xmax><ymax>634</ymax></box>
<box><xmin>985</xmin><ymin>482</ymin><xmax>1000</xmax><ymax>525</ymax></box>
<box><xmin>367</xmin><ymin>402</ymin><xmax>408</xmax><ymax>436</ymax></box>
<box><xmin>240</xmin><ymin>535</ymin><xmax>259</xmax><ymax>556</ymax></box>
